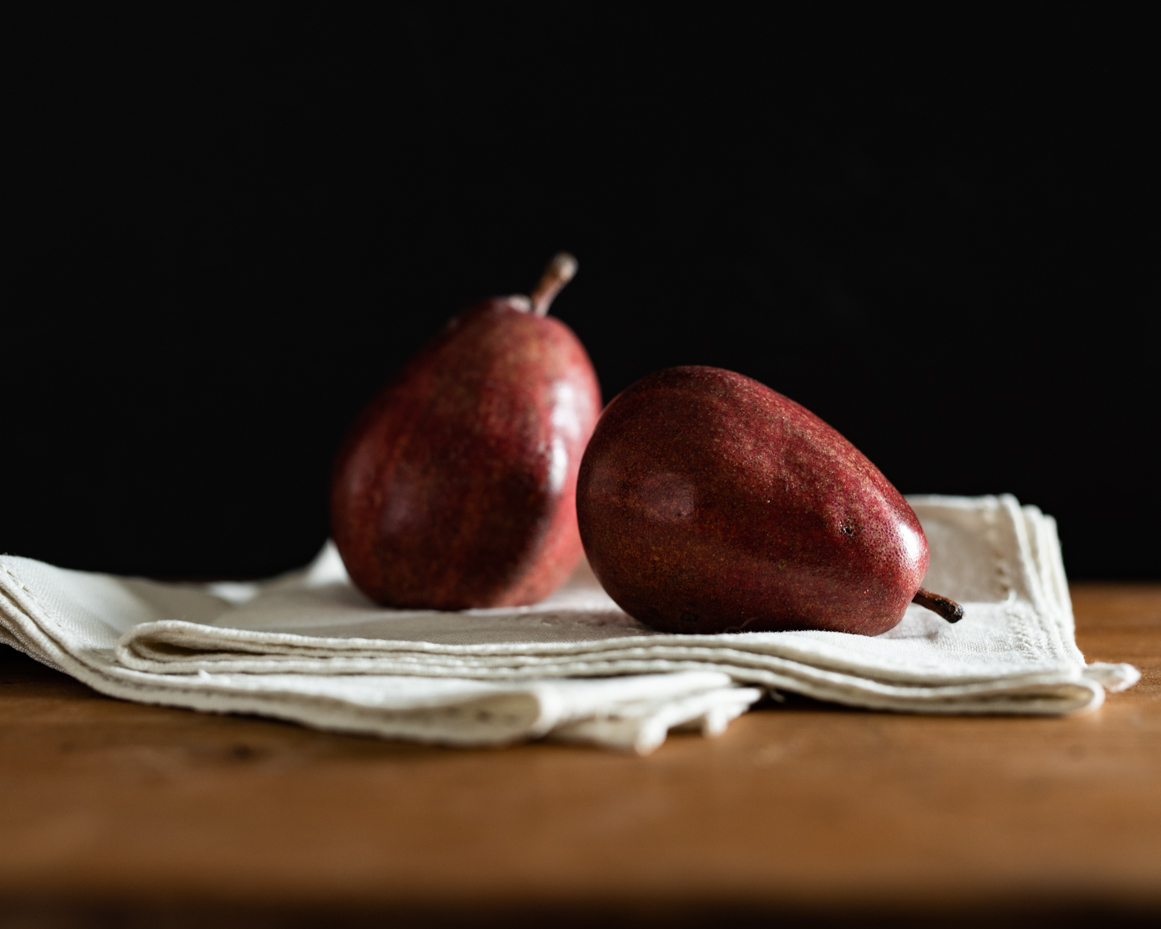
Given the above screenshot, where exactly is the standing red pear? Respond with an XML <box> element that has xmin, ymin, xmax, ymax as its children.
<box><xmin>331</xmin><ymin>254</ymin><xmax>602</xmax><ymax>610</ymax></box>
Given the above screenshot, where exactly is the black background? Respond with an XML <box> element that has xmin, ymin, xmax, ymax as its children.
<box><xmin>8</xmin><ymin>8</ymin><xmax>1156</xmax><ymax>579</ymax></box>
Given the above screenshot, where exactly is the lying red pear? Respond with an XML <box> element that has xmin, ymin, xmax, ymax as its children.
<box><xmin>576</xmin><ymin>365</ymin><xmax>962</xmax><ymax>635</ymax></box>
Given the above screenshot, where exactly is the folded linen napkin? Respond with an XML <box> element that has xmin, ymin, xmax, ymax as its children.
<box><xmin>0</xmin><ymin>495</ymin><xmax>1138</xmax><ymax>752</ymax></box>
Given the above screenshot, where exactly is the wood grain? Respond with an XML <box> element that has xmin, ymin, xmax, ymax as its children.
<box><xmin>1</xmin><ymin>583</ymin><xmax>1158</xmax><ymax>926</ymax></box>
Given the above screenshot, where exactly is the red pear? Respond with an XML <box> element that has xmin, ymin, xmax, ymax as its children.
<box><xmin>331</xmin><ymin>254</ymin><xmax>602</xmax><ymax>610</ymax></box>
<box><xmin>576</xmin><ymin>366</ymin><xmax>962</xmax><ymax>635</ymax></box>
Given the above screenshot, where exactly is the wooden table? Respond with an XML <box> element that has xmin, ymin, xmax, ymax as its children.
<box><xmin>1</xmin><ymin>584</ymin><xmax>1158</xmax><ymax>927</ymax></box>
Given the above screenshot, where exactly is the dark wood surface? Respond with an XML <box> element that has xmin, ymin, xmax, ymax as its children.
<box><xmin>1</xmin><ymin>583</ymin><xmax>1159</xmax><ymax>927</ymax></box>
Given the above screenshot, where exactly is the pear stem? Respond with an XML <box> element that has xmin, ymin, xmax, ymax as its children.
<box><xmin>530</xmin><ymin>252</ymin><xmax>578</xmax><ymax>316</ymax></box>
<box><xmin>912</xmin><ymin>587</ymin><xmax>965</xmax><ymax>623</ymax></box>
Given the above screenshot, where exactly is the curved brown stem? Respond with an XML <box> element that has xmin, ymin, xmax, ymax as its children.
<box><xmin>912</xmin><ymin>587</ymin><xmax>965</xmax><ymax>623</ymax></box>
<box><xmin>530</xmin><ymin>252</ymin><xmax>578</xmax><ymax>316</ymax></box>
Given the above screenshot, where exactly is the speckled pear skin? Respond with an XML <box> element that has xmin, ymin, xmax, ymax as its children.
<box><xmin>576</xmin><ymin>366</ymin><xmax>928</xmax><ymax>636</ymax></box>
<box><xmin>331</xmin><ymin>297</ymin><xmax>602</xmax><ymax>610</ymax></box>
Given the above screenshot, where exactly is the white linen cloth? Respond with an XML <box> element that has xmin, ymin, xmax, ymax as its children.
<box><xmin>0</xmin><ymin>495</ymin><xmax>1139</xmax><ymax>753</ymax></box>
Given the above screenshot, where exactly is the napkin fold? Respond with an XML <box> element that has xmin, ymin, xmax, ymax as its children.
<box><xmin>0</xmin><ymin>495</ymin><xmax>1138</xmax><ymax>752</ymax></box>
